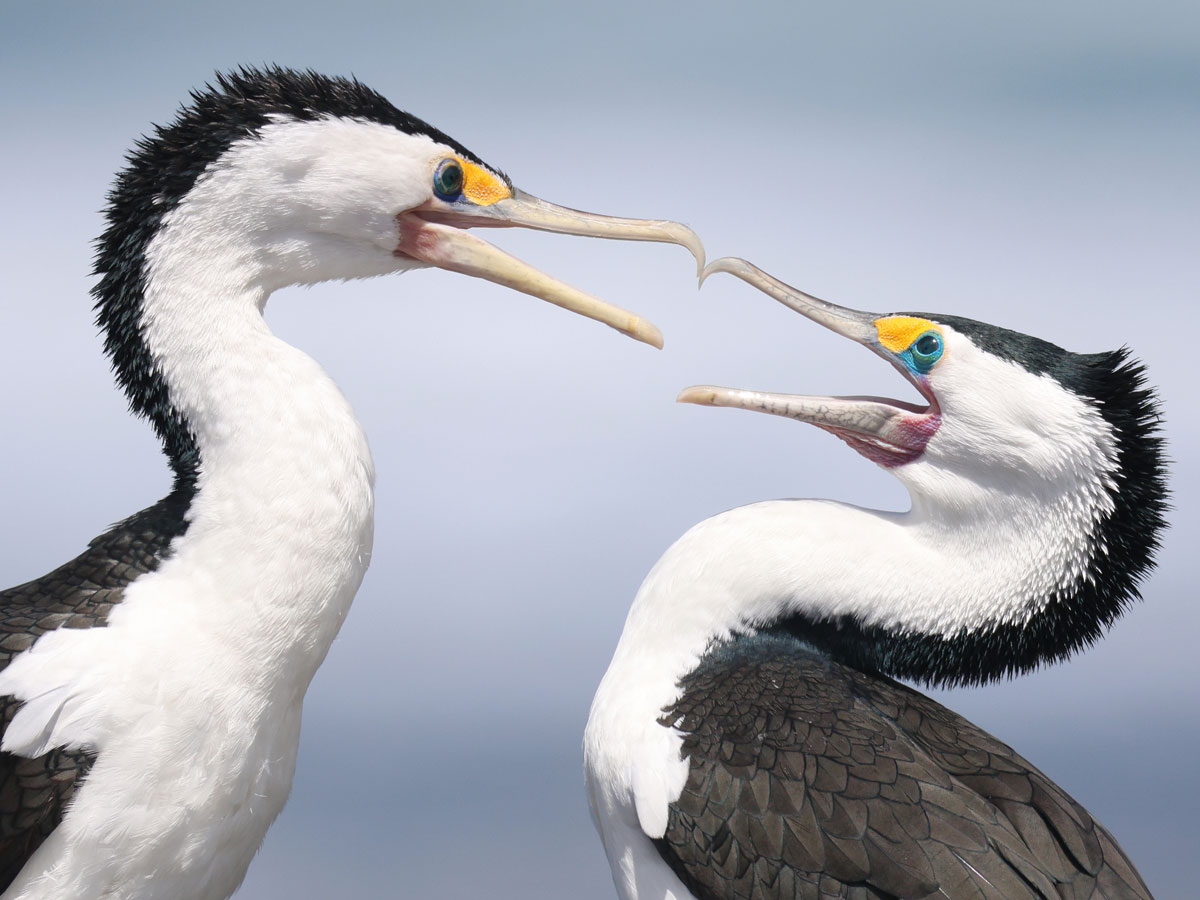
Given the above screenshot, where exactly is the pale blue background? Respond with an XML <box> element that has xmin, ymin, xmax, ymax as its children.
<box><xmin>1</xmin><ymin>2</ymin><xmax>1196</xmax><ymax>897</ymax></box>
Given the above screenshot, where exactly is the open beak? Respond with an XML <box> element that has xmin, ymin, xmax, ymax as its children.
<box><xmin>681</xmin><ymin>256</ymin><xmax>939</xmax><ymax>468</ymax></box>
<box><xmin>395</xmin><ymin>188</ymin><xmax>705</xmax><ymax>349</ymax></box>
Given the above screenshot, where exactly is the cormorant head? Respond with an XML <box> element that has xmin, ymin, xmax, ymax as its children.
<box><xmin>95</xmin><ymin>67</ymin><xmax>702</xmax><ymax>348</ymax></box>
<box><xmin>691</xmin><ymin>256</ymin><xmax>1166</xmax><ymax>686</ymax></box>
<box><xmin>683</xmin><ymin>258</ymin><xmax>1168</xmax><ymax>685</ymax></box>
<box><xmin>92</xmin><ymin>66</ymin><xmax>704</xmax><ymax>472</ymax></box>
<box><xmin>686</xmin><ymin>257</ymin><xmax>1164</xmax><ymax>524</ymax></box>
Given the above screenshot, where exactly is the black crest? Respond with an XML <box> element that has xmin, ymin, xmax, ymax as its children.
<box><xmin>772</xmin><ymin>318</ymin><xmax>1169</xmax><ymax>687</ymax></box>
<box><xmin>91</xmin><ymin>66</ymin><xmax>500</xmax><ymax>478</ymax></box>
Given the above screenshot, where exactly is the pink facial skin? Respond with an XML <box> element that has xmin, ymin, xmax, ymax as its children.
<box><xmin>821</xmin><ymin>410</ymin><xmax>941</xmax><ymax>468</ymax></box>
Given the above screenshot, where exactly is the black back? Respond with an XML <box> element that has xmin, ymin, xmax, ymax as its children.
<box><xmin>0</xmin><ymin>483</ymin><xmax>193</xmax><ymax>888</ymax></box>
<box><xmin>654</xmin><ymin>632</ymin><xmax>1152</xmax><ymax>900</ymax></box>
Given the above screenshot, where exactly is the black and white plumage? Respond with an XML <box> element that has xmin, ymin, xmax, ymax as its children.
<box><xmin>0</xmin><ymin>67</ymin><xmax>702</xmax><ymax>900</ymax></box>
<box><xmin>585</xmin><ymin>258</ymin><xmax>1167</xmax><ymax>900</ymax></box>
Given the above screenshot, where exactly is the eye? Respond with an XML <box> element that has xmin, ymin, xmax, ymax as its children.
<box><xmin>908</xmin><ymin>330</ymin><xmax>944</xmax><ymax>373</ymax></box>
<box><xmin>433</xmin><ymin>159</ymin><xmax>464</xmax><ymax>201</ymax></box>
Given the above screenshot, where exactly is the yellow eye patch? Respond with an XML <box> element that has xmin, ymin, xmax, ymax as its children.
<box><xmin>460</xmin><ymin>159</ymin><xmax>512</xmax><ymax>206</ymax></box>
<box><xmin>874</xmin><ymin>316</ymin><xmax>937</xmax><ymax>352</ymax></box>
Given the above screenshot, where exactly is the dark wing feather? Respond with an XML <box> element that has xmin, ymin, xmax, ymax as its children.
<box><xmin>0</xmin><ymin>482</ymin><xmax>193</xmax><ymax>889</ymax></box>
<box><xmin>654</xmin><ymin>632</ymin><xmax>1153</xmax><ymax>900</ymax></box>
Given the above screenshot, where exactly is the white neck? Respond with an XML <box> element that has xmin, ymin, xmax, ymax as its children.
<box><xmin>592</xmin><ymin>462</ymin><xmax>1111</xmax><ymax>788</ymax></box>
<box><xmin>138</xmin><ymin>178</ymin><xmax>377</xmax><ymax>692</ymax></box>
<box><xmin>601</xmin><ymin>352</ymin><xmax>1121</xmax><ymax>696</ymax></box>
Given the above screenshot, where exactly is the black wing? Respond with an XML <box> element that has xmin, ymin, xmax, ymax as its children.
<box><xmin>0</xmin><ymin>482</ymin><xmax>193</xmax><ymax>889</ymax></box>
<box><xmin>653</xmin><ymin>632</ymin><xmax>1152</xmax><ymax>900</ymax></box>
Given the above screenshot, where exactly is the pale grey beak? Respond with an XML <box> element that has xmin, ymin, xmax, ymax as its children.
<box><xmin>399</xmin><ymin>190</ymin><xmax>706</xmax><ymax>349</ymax></box>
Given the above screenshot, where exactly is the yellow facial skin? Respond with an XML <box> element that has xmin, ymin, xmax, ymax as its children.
<box><xmin>874</xmin><ymin>315</ymin><xmax>938</xmax><ymax>352</ymax></box>
<box><xmin>459</xmin><ymin>158</ymin><xmax>512</xmax><ymax>206</ymax></box>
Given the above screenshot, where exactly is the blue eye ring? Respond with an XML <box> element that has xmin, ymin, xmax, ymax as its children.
<box><xmin>433</xmin><ymin>158</ymin><xmax>464</xmax><ymax>201</ymax></box>
<box><xmin>907</xmin><ymin>330</ymin><xmax>944</xmax><ymax>374</ymax></box>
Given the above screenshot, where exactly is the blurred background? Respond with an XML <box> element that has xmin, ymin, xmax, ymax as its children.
<box><xmin>1</xmin><ymin>1</ymin><xmax>1196</xmax><ymax>896</ymax></box>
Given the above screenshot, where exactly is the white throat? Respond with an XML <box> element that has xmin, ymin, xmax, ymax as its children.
<box><xmin>600</xmin><ymin>437</ymin><xmax>1116</xmax><ymax>706</ymax></box>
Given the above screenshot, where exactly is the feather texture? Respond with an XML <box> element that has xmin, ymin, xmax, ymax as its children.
<box><xmin>0</xmin><ymin>483</ymin><xmax>192</xmax><ymax>889</ymax></box>
<box><xmin>653</xmin><ymin>632</ymin><xmax>1152</xmax><ymax>900</ymax></box>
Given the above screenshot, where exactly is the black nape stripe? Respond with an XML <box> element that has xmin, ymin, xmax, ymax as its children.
<box><xmin>770</xmin><ymin>319</ymin><xmax>1168</xmax><ymax>687</ymax></box>
<box><xmin>91</xmin><ymin>66</ymin><xmax>503</xmax><ymax>476</ymax></box>
<box><xmin>910</xmin><ymin>312</ymin><xmax>1121</xmax><ymax>393</ymax></box>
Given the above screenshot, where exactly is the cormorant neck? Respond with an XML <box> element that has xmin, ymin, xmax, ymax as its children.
<box><xmin>90</xmin><ymin>137</ymin><xmax>380</xmax><ymax>650</ymax></box>
<box><xmin>90</xmin><ymin>114</ymin><xmax>407</xmax><ymax>478</ymax></box>
<box><xmin>106</xmin><ymin>190</ymin><xmax>377</xmax><ymax>690</ymax></box>
<box><xmin>609</xmin><ymin>456</ymin><xmax>1159</xmax><ymax>693</ymax></box>
<box><xmin>606</xmin><ymin>339</ymin><xmax>1166</xmax><ymax>689</ymax></box>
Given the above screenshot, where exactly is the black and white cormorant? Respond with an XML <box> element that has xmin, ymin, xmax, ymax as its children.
<box><xmin>0</xmin><ymin>67</ymin><xmax>703</xmax><ymax>900</ymax></box>
<box><xmin>585</xmin><ymin>257</ymin><xmax>1167</xmax><ymax>900</ymax></box>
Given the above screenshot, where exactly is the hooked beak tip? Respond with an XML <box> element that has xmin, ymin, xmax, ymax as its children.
<box><xmin>699</xmin><ymin>256</ymin><xmax>752</xmax><ymax>288</ymax></box>
<box><xmin>664</xmin><ymin>223</ymin><xmax>706</xmax><ymax>276</ymax></box>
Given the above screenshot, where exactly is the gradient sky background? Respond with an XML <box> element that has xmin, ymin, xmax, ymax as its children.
<box><xmin>1</xmin><ymin>2</ymin><xmax>1196</xmax><ymax>897</ymax></box>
